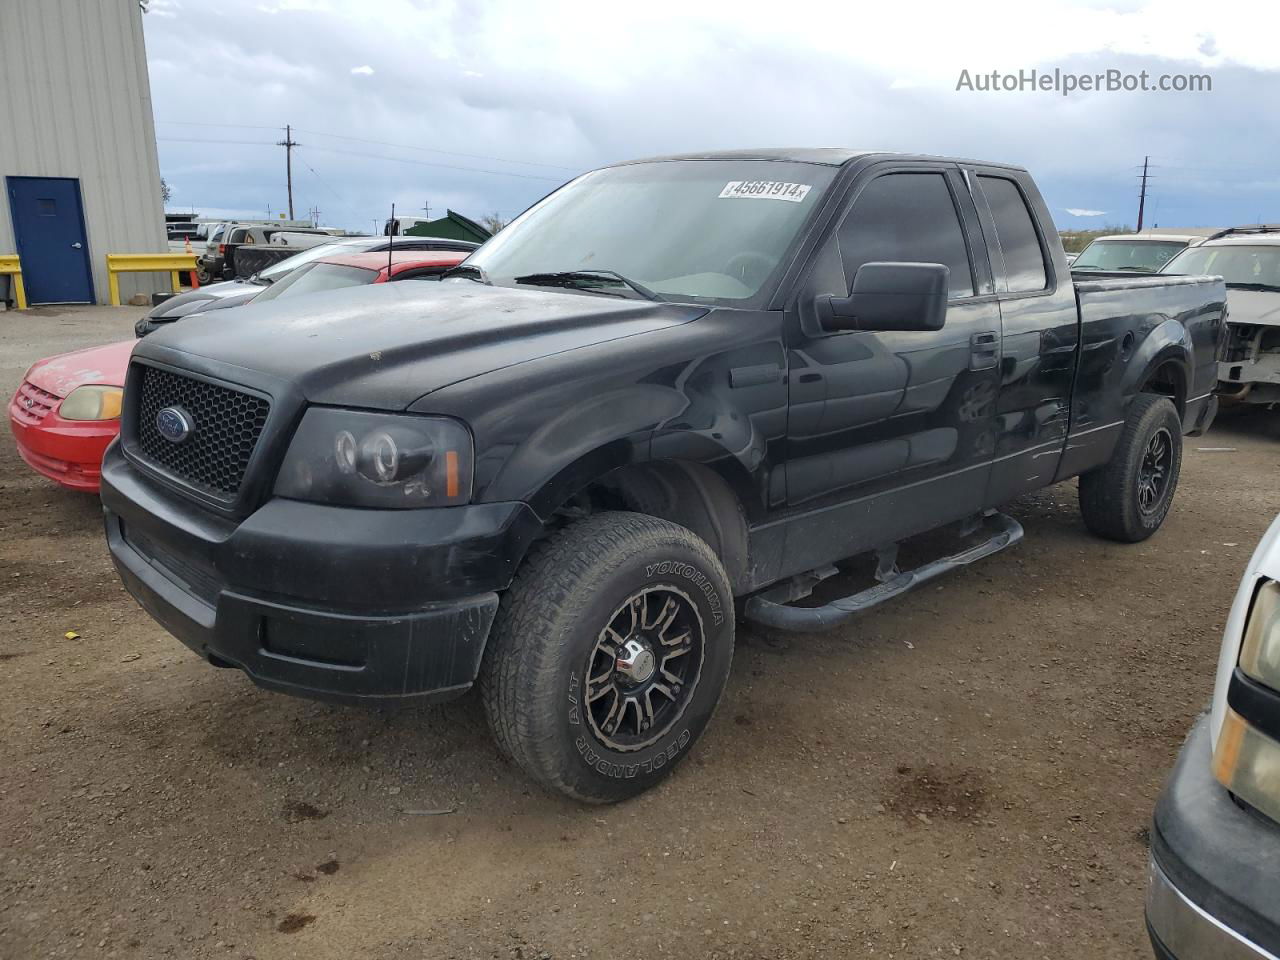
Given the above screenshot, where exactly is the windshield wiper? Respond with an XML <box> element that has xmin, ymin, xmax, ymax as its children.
<box><xmin>443</xmin><ymin>263</ymin><xmax>491</xmax><ymax>284</ymax></box>
<box><xmin>514</xmin><ymin>270</ymin><xmax>665</xmax><ymax>302</ymax></box>
<box><xmin>1227</xmin><ymin>281</ymin><xmax>1280</xmax><ymax>292</ymax></box>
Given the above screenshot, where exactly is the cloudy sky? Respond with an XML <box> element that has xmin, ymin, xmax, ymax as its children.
<box><xmin>144</xmin><ymin>0</ymin><xmax>1280</xmax><ymax>233</ymax></box>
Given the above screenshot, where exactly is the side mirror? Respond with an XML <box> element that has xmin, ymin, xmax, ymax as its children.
<box><xmin>816</xmin><ymin>262</ymin><xmax>950</xmax><ymax>333</ymax></box>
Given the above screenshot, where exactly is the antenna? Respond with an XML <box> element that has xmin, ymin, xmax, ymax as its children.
<box><xmin>388</xmin><ymin>202</ymin><xmax>395</xmax><ymax>278</ymax></box>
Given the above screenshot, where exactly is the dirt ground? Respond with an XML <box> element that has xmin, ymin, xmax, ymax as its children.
<box><xmin>2</xmin><ymin>305</ymin><xmax>1278</xmax><ymax>959</ymax></box>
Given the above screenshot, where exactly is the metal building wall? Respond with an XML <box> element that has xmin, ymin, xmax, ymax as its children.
<box><xmin>0</xmin><ymin>0</ymin><xmax>167</xmax><ymax>305</ymax></box>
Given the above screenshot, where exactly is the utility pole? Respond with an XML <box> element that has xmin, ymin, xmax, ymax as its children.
<box><xmin>277</xmin><ymin>124</ymin><xmax>299</xmax><ymax>220</ymax></box>
<box><xmin>1136</xmin><ymin>155</ymin><xmax>1150</xmax><ymax>232</ymax></box>
<box><xmin>422</xmin><ymin>201</ymin><xmax>431</xmax><ymax>220</ymax></box>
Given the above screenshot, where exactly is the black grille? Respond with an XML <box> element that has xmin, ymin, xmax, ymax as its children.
<box><xmin>134</xmin><ymin>365</ymin><xmax>271</xmax><ymax>498</ymax></box>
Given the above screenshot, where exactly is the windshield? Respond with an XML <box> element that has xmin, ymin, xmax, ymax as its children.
<box><xmin>1071</xmin><ymin>239</ymin><xmax>1187</xmax><ymax>272</ymax></box>
<box><xmin>256</xmin><ymin>238</ymin><xmax>377</xmax><ymax>281</ymax></box>
<box><xmin>1162</xmin><ymin>244</ymin><xmax>1280</xmax><ymax>287</ymax></box>
<box><xmin>251</xmin><ymin>262</ymin><xmax>379</xmax><ymax>302</ymax></box>
<box><xmin>465</xmin><ymin>160</ymin><xmax>836</xmax><ymax>304</ymax></box>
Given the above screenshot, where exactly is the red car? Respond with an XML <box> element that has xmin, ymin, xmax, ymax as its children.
<box><xmin>10</xmin><ymin>339</ymin><xmax>135</xmax><ymax>493</ymax></box>
<box><xmin>244</xmin><ymin>249</ymin><xmax>467</xmax><ymax>307</ymax></box>
<box><xmin>8</xmin><ymin>250</ymin><xmax>467</xmax><ymax>493</ymax></box>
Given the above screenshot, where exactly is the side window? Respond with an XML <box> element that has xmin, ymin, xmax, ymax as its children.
<box><xmin>837</xmin><ymin>172</ymin><xmax>975</xmax><ymax>298</ymax></box>
<box><xmin>978</xmin><ymin>176</ymin><xmax>1048</xmax><ymax>293</ymax></box>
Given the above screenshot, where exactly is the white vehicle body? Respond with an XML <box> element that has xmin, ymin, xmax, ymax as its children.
<box><xmin>1147</xmin><ymin>514</ymin><xmax>1280</xmax><ymax>960</ymax></box>
<box><xmin>1211</xmin><ymin>514</ymin><xmax>1280</xmax><ymax>747</ymax></box>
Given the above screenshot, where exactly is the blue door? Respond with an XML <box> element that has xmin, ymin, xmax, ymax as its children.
<box><xmin>7</xmin><ymin>177</ymin><xmax>94</xmax><ymax>304</ymax></box>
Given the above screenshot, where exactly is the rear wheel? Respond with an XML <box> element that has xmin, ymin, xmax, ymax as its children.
<box><xmin>1078</xmin><ymin>393</ymin><xmax>1182</xmax><ymax>542</ymax></box>
<box><xmin>480</xmin><ymin>512</ymin><xmax>734</xmax><ymax>803</ymax></box>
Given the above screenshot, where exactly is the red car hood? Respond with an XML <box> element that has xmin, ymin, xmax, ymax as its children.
<box><xmin>24</xmin><ymin>339</ymin><xmax>135</xmax><ymax>398</ymax></box>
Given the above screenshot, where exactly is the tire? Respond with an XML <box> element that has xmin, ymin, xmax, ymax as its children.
<box><xmin>1078</xmin><ymin>394</ymin><xmax>1183</xmax><ymax>542</ymax></box>
<box><xmin>195</xmin><ymin>264</ymin><xmax>211</xmax><ymax>286</ymax></box>
<box><xmin>480</xmin><ymin>512</ymin><xmax>734</xmax><ymax>803</ymax></box>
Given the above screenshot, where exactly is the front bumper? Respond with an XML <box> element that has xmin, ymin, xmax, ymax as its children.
<box><xmin>1147</xmin><ymin>714</ymin><xmax>1280</xmax><ymax>959</ymax></box>
<box><xmin>8</xmin><ymin>403</ymin><xmax>119</xmax><ymax>493</ymax></box>
<box><xmin>101</xmin><ymin>443</ymin><xmax>543</xmax><ymax>705</ymax></box>
<box><xmin>1220</xmin><ymin>356</ymin><xmax>1280</xmax><ymax>388</ymax></box>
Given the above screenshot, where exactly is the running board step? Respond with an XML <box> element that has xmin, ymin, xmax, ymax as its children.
<box><xmin>742</xmin><ymin>511</ymin><xmax>1024</xmax><ymax>634</ymax></box>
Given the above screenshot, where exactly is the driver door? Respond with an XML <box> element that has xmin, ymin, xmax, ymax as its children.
<box><xmin>779</xmin><ymin>163</ymin><xmax>1002</xmax><ymax>570</ymax></box>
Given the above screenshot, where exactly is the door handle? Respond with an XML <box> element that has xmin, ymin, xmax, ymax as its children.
<box><xmin>71</xmin><ymin>242</ymin><xmax>82</xmax><ymax>249</ymax></box>
<box><xmin>969</xmin><ymin>331</ymin><xmax>999</xmax><ymax>371</ymax></box>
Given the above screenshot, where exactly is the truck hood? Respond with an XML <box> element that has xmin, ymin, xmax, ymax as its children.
<box><xmin>138</xmin><ymin>281</ymin><xmax>707</xmax><ymax>409</ymax></box>
<box><xmin>1226</xmin><ymin>288</ymin><xmax>1280</xmax><ymax>327</ymax></box>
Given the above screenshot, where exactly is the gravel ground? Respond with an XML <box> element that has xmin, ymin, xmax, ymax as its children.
<box><xmin>1</xmin><ymin>306</ymin><xmax>1277</xmax><ymax>959</ymax></box>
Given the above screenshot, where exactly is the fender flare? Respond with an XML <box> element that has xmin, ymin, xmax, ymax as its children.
<box><xmin>1122</xmin><ymin>319</ymin><xmax>1191</xmax><ymax>418</ymax></box>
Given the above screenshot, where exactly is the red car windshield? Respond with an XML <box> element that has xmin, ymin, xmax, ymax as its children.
<box><xmin>252</xmin><ymin>262</ymin><xmax>378</xmax><ymax>303</ymax></box>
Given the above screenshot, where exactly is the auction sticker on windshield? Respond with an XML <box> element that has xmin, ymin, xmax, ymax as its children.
<box><xmin>719</xmin><ymin>181</ymin><xmax>812</xmax><ymax>202</ymax></box>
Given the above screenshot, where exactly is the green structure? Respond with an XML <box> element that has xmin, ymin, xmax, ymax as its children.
<box><xmin>404</xmin><ymin>210</ymin><xmax>491</xmax><ymax>244</ymax></box>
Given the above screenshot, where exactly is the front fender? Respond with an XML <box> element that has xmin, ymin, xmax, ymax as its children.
<box><xmin>475</xmin><ymin>383</ymin><xmax>685</xmax><ymax>517</ymax></box>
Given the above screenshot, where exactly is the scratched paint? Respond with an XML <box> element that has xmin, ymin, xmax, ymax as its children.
<box><xmin>22</xmin><ymin>339</ymin><xmax>135</xmax><ymax>398</ymax></box>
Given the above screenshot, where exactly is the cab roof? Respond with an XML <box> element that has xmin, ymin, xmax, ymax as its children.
<box><xmin>612</xmin><ymin>148</ymin><xmax>1027</xmax><ymax>171</ymax></box>
<box><xmin>1088</xmin><ymin>234</ymin><xmax>1201</xmax><ymax>244</ymax></box>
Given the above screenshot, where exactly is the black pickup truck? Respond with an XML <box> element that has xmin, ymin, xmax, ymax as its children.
<box><xmin>101</xmin><ymin>150</ymin><xmax>1226</xmax><ymax>803</ymax></box>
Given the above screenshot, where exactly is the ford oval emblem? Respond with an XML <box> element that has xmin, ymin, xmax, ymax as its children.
<box><xmin>155</xmin><ymin>406</ymin><xmax>193</xmax><ymax>443</ymax></box>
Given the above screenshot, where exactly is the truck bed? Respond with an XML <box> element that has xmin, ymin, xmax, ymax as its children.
<box><xmin>1060</xmin><ymin>273</ymin><xmax>1226</xmax><ymax>476</ymax></box>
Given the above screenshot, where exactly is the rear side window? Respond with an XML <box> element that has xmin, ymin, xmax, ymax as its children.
<box><xmin>393</xmin><ymin>268</ymin><xmax>447</xmax><ymax>281</ymax></box>
<box><xmin>837</xmin><ymin>173</ymin><xmax>975</xmax><ymax>298</ymax></box>
<box><xmin>979</xmin><ymin>176</ymin><xmax>1048</xmax><ymax>293</ymax></box>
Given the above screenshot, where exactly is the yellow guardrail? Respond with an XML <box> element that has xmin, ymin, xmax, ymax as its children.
<box><xmin>106</xmin><ymin>253</ymin><xmax>198</xmax><ymax>306</ymax></box>
<box><xmin>0</xmin><ymin>255</ymin><xmax>28</xmax><ymax>310</ymax></box>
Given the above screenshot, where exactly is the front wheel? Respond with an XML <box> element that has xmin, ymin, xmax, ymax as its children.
<box><xmin>1078</xmin><ymin>393</ymin><xmax>1183</xmax><ymax>542</ymax></box>
<box><xmin>480</xmin><ymin>512</ymin><xmax>734</xmax><ymax>803</ymax></box>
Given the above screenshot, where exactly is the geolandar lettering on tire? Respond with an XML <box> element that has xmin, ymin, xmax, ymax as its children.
<box><xmin>644</xmin><ymin>561</ymin><xmax>725</xmax><ymax>625</ymax></box>
<box><xmin>574</xmin><ymin>729</ymin><xmax>692</xmax><ymax>779</ymax></box>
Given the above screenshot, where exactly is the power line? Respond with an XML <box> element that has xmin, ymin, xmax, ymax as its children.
<box><xmin>290</xmin><ymin>127</ymin><xmax>579</xmax><ymax>171</ymax></box>
<box><xmin>157</xmin><ymin>137</ymin><xmax>276</xmax><ymax>146</ymax></box>
<box><xmin>298</xmin><ymin>156</ymin><xmax>346</xmax><ymax>206</ymax></box>
<box><xmin>300</xmin><ymin>143</ymin><xmax>565</xmax><ymax>181</ymax></box>
<box><xmin>155</xmin><ymin>136</ymin><xmax>568</xmax><ymax>182</ymax></box>
<box><xmin>156</xmin><ymin>119</ymin><xmax>286</xmax><ymax>131</ymax></box>
<box><xmin>158</xmin><ymin>119</ymin><xmax>578</xmax><ymax>172</ymax></box>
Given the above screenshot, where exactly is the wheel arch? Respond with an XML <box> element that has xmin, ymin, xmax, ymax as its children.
<box><xmin>1127</xmin><ymin>321</ymin><xmax>1192</xmax><ymax>421</ymax></box>
<box><xmin>540</xmin><ymin>457</ymin><xmax>753</xmax><ymax>595</ymax></box>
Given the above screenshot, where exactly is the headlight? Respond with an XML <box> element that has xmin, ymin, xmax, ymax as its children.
<box><xmin>1213</xmin><ymin>708</ymin><xmax>1280</xmax><ymax>814</ymax></box>
<box><xmin>1239</xmin><ymin>580</ymin><xmax>1280</xmax><ymax>690</ymax></box>
<box><xmin>1213</xmin><ymin>579</ymin><xmax>1280</xmax><ymax>822</ymax></box>
<box><xmin>59</xmin><ymin>385</ymin><xmax>123</xmax><ymax>421</ymax></box>
<box><xmin>274</xmin><ymin>408</ymin><xmax>473</xmax><ymax>508</ymax></box>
